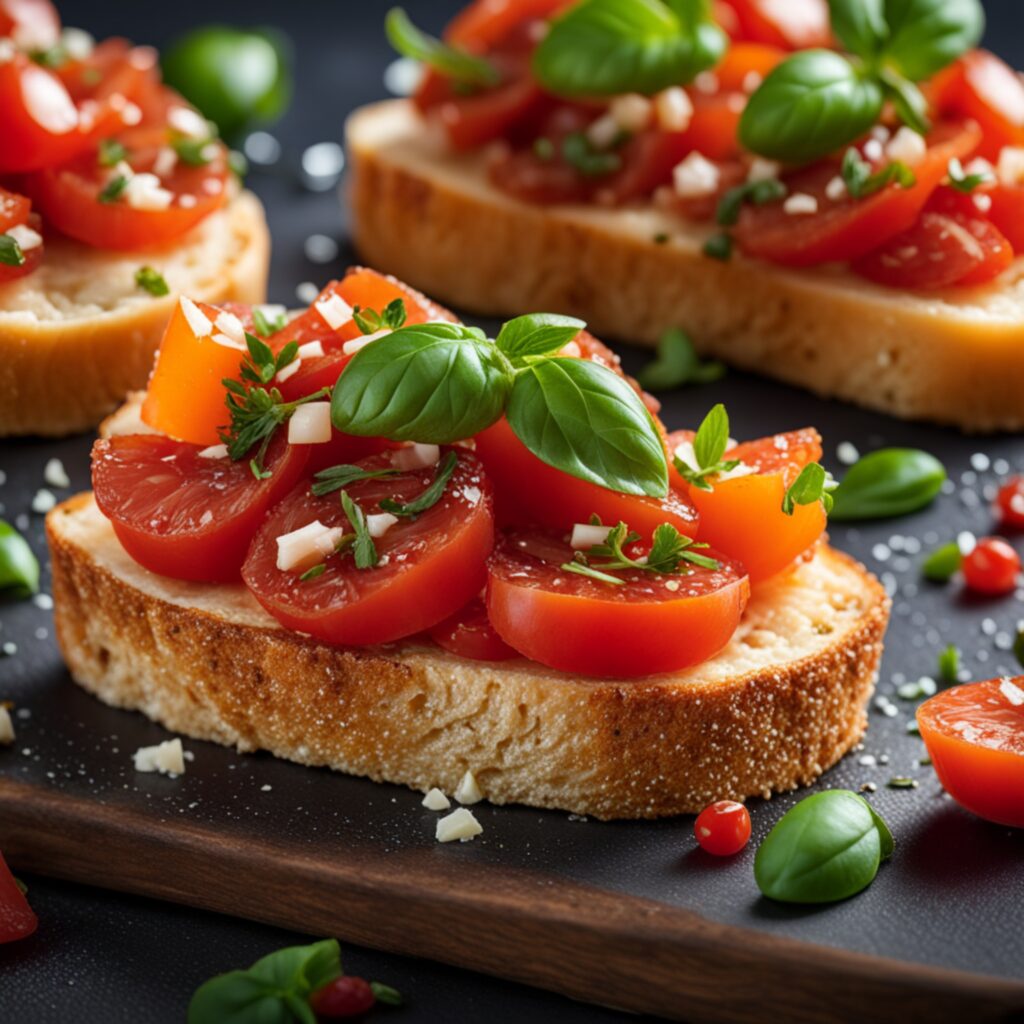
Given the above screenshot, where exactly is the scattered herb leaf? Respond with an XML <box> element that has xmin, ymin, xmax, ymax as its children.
<box><xmin>922</xmin><ymin>541</ymin><xmax>962</xmax><ymax>582</ymax></box>
<box><xmin>135</xmin><ymin>266</ymin><xmax>170</xmax><ymax>297</ymax></box>
<box><xmin>636</xmin><ymin>328</ymin><xmax>726</xmax><ymax>392</ymax></box>
<box><xmin>380</xmin><ymin>450</ymin><xmax>458</xmax><ymax>518</ymax></box>
<box><xmin>340</xmin><ymin>491</ymin><xmax>378</xmax><ymax>569</ymax></box>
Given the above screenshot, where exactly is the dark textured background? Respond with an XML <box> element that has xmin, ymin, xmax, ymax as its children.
<box><xmin>1</xmin><ymin>2</ymin><xmax>1023</xmax><ymax>1022</ymax></box>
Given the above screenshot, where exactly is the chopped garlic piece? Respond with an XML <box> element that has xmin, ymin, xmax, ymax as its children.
<box><xmin>366</xmin><ymin>512</ymin><xmax>399</xmax><ymax>538</ymax></box>
<box><xmin>197</xmin><ymin>444</ymin><xmax>228</xmax><ymax>459</ymax></box>
<box><xmin>436</xmin><ymin>807</ymin><xmax>483</xmax><ymax>843</ymax></box>
<box><xmin>315</xmin><ymin>293</ymin><xmax>354</xmax><ymax>330</ymax></box>
<box><xmin>654</xmin><ymin>86</ymin><xmax>693</xmax><ymax>132</ymax></box>
<box><xmin>422</xmin><ymin>788</ymin><xmax>451</xmax><ymax>811</ymax></box>
<box><xmin>1000</xmin><ymin>678</ymin><xmax>1024</xmax><ymax>706</ymax></box>
<box><xmin>570</xmin><ymin>523</ymin><xmax>612</xmax><ymax>549</ymax></box>
<box><xmin>392</xmin><ymin>444</ymin><xmax>441</xmax><ymax>471</ymax></box>
<box><xmin>288</xmin><ymin>402</ymin><xmax>332</xmax><ymax>445</ymax></box>
<box><xmin>885</xmin><ymin>126</ymin><xmax>926</xmax><ymax>167</ymax></box>
<box><xmin>133</xmin><ymin>738</ymin><xmax>186</xmax><ymax>775</ymax></box>
<box><xmin>454</xmin><ymin>769</ymin><xmax>484</xmax><ymax>806</ymax></box>
<box><xmin>672</xmin><ymin>151</ymin><xmax>719</xmax><ymax>198</ymax></box>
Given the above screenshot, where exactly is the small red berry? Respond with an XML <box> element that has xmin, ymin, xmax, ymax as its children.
<box><xmin>310</xmin><ymin>976</ymin><xmax>376</xmax><ymax>1019</ymax></box>
<box><xmin>694</xmin><ymin>800</ymin><xmax>751</xmax><ymax>856</ymax></box>
<box><xmin>996</xmin><ymin>477</ymin><xmax>1024</xmax><ymax>530</ymax></box>
<box><xmin>962</xmin><ymin>536</ymin><xmax>1021</xmax><ymax>596</ymax></box>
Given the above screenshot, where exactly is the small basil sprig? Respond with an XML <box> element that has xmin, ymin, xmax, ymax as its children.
<box><xmin>637</xmin><ymin>328</ymin><xmax>726</xmax><ymax>392</ymax></box>
<box><xmin>829</xmin><ymin>448</ymin><xmax>946</xmax><ymax>521</ymax></box>
<box><xmin>0</xmin><ymin>521</ymin><xmax>40</xmax><ymax>599</ymax></box>
<box><xmin>386</xmin><ymin>7</ymin><xmax>499</xmax><ymax>87</ymax></box>
<box><xmin>740</xmin><ymin>0</ymin><xmax>984</xmax><ymax>164</ymax></box>
<box><xmin>755</xmin><ymin>790</ymin><xmax>893</xmax><ymax>904</ymax></box>
<box><xmin>188</xmin><ymin>939</ymin><xmax>341</xmax><ymax>1023</ymax></box>
<box><xmin>0</xmin><ymin>235</ymin><xmax>26</xmax><ymax>268</ymax></box>
<box><xmin>672</xmin><ymin>403</ymin><xmax>740</xmax><ymax>491</ymax></box>
<box><xmin>533</xmin><ymin>0</ymin><xmax>726</xmax><ymax>98</ymax></box>
<box><xmin>782</xmin><ymin>463</ymin><xmax>835</xmax><ymax>516</ymax></box>
<box><xmin>332</xmin><ymin>315</ymin><xmax>669</xmax><ymax>498</ymax></box>
<box><xmin>921</xmin><ymin>541</ymin><xmax>961</xmax><ymax>582</ymax></box>
<box><xmin>842</xmin><ymin>148</ymin><xmax>915</xmax><ymax>198</ymax></box>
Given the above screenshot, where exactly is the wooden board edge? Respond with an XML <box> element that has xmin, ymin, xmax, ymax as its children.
<box><xmin>4</xmin><ymin>781</ymin><xmax>1022</xmax><ymax>1023</ymax></box>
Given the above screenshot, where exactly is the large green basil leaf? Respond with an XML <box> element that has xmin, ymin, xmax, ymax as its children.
<box><xmin>0</xmin><ymin>521</ymin><xmax>40</xmax><ymax>599</ymax></box>
<box><xmin>533</xmin><ymin>0</ymin><xmax>726</xmax><ymax>97</ymax></box>
<box><xmin>829</xmin><ymin>447</ymin><xmax>946</xmax><ymax>520</ymax></box>
<box><xmin>754</xmin><ymin>791</ymin><xmax>892</xmax><ymax>904</ymax></box>
<box><xmin>828</xmin><ymin>0</ymin><xmax>888</xmax><ymax>61</ymax></box>
<box><xmin>331</xmin><ymin>323</ymin><xmax>512</xmax><ymax>443</ymax></box>
<box><xmin>507</xmin><ymin>357</ymin><xmax>668</xmax><ymax>497</ymax></box>
<box><xmin>883</xmin><ymin>0</ymin><xmax>984</xmax><ymax>82</ymax></box>
<box><xmin>739</xmin><ymin>50</ymin><xmax>884</xmax><ymax>163</ymax></box>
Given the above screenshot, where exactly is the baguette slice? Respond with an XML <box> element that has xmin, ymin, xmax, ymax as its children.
<box><xmin>0</xmin><ymin>190</ymin><xmax>269</xmax><ymax>437</ymax></box>
<box><xmin>47</xmin><ymin>491</ymin><xmax>890</xmax><ymax>820</ymax></box>
<box><xmin>347</xmin><ymin>100</ymin><xmax>1024</xmax><ymax>433</ymax></box>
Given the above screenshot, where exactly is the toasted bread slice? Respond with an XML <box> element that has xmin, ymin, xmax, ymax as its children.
<box><xmin>347</xmin><ymin>100</ymin><xmax>1024</xmax><ymax>433</ymax></box>
<box><xmin>47</xmin><ymin>489</ymin><xmax>889</xmax><ymax>820</ymax></box>
<box><xmin>0</xmin><ymin>190</ymin><xmax>269</xmax><ymax>438</ymax></box>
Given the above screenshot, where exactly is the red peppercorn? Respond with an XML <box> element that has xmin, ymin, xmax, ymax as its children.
<box><xmin>996</xmin><ymin>477</ymin><xmax>1024</xmax><ymax>530</ymax></box>
<box><xmin>694</xmin><ymin>800</ymin><xmax>751</xmax><ymax>856</ymax></box>
<box><xmin>962</xmin><ymin>536</ymin><xmax>1021</xmax><ymax>596</ymax></box>
<box><xmin>310</xmin><ymin>976</ymin><xmax>376</xmax><ymax>1019</ymax></box>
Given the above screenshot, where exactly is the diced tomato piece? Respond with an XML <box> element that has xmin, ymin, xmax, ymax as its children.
<box><xmin>853</xmin><ymin>204</ymin><xmax>1013</xmax><ymax>289</ymax></box>
<box><xmin>713</xmin><ymin>42</ymin><xmax>786</xmax><ymax>92</ymax></box>
<box><xmin>719</xmin><ymin>0</ymin><xmax>831</xmax><ymax>50</ymax></box>
<box><xmin>92</xmin><ymin>433</ymin><xmax>310</xmax><ymax>583</ymax></box>
<box><xmin>242</xmin><ymin>451</ymin><xmax>495</xmax><ymax>646</ymax></box>
<box><xmin>0</xmin><ymin>851</ymin><xmax>37</xmax><ymax>945</ymax></box>
<box><xmin>429</xmin><ymin>597</ymin><xmax>518</xmax><ymax>661</ymax></box>
<box><xmin>996</xmin><ymin>477</ymin><xmax>1024</xmax><ymax>530</ymax></box>
<box><xmin>734</xmin><ymin>121</ymin><xmax>982</xmax><ymax>267</ymax></box>
<box><xmin>917</xmin><ymin>677</ymin><xmax>1024</xmax><ymax>828</ymax></box>
<box><xmin>141</xmin><ymin>298</ymin><xmax>249</xmax><ymax>445</ymax></box>
<box><xmin>486</xmin><ymin>528</ymin><xmax>749</xmax><ymax>676</ymax></box>
<box><xmin>931</xmin><ymin>50</ymin><xmax>1024</xmax><ymax>161</ymax></box>
<box><xmin>669</xmin><ymin>428</ymin><xmax>826</xmax><ymax>582</ymax></box>
<box><xmin>983</xmin><ymin>183</ymin><xmax>1024</xmax><ymax>251</ymax></box>
<box><xmin>443</xmin><ymin>0</ymin><xmax>571</xmax><ymax>50</ymax></box>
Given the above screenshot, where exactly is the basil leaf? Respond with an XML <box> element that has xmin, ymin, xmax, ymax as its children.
<box><xmin>0</xmin><ymin>521</ymin><xmax>40</xmax><ymax>599</ymax></box>
<box><xmin>0</xmin><ymin>234</ymin><xmax>25</xmax><ymax>267</ymax></box>
<box><xmin>331</xmin><ymin>323</ymin><xmax>512</xmax><ymax>443</ymax></box>
<box><xmin>754</xmin><ymin>790</ymin><xmax>891</xmax><ymax>903</ymax></box>
<box><xmin>386</xmin><ymin>7</ymin><xmax>499</xmax><ymax>87</ymax></box>
<box><xmin>878</xmin><ymin>67</ymin><xmax>930</xmax><ymax>134</ymax></box>
<box><xmin>495</xmin><ymin>313</ymin><xmax>585</xmax><ymax>361</ymax></box>
<box><xmin>739</xmin><ymin>50</ymin><xmax>884</xmax><ymax>164</ymax></box>
<box><xmin>692</xmin><ymin>402</ymin><xmax>729</xmax><ymax>469</ymax></box>
<box><xmin>781</xmin><ymin>462</ymin><xmax>832</xmax><ymax>516</ymax></box>
<box><xmin>533</xmin><ymin>0</ymin><xmax>726</xmax><ymax>97</ymax></box>
<box><xmin>636</xmin><ymin>328</ymin><xmax>725</xmax><ymax>391</ymax></box>
<box><xmin>99</xmin><ymin>174</ymin><xmax>129</xmax><ymax>203</ymax></box>
<box><xmin>370</xmin><ymin>982</ymin><xmax>403</xmax><ymax>1006</ymax></box>
<box><xmin>883</xmin><ymin>0</ymin><xmax>984</xmax><ymax>82</ymax></box>
<box><xmin>829</xmin><ymin>447</ymin><xmax>946</xmax><ymax>520</ymax></box>
<box><xmin>506</xmin><ymin>357</ymin><xmax>668</xmax><ymax>498</ymax></box>
<box><xmin>921</xmin><ymin>541</ymin><xmax>961</xmax><ymax>582</ymax></box>
<box><xmin>828</xmin><ymin>0</ymin><xmax>888</xmax><ymax>61</ymax></box>
<box><xmin>188</xmin><ymin>939</ymin><xmax>341</xmax><ymax>1024</ymax></box>
<box><xmin>867</xmin><ymin>803</ymin><xmax>895</xmax><ymax>861</ymax></box>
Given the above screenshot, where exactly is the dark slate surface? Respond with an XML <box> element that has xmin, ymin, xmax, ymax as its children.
<box><xmin>1</xmin><ymin>1</ymin><xmax>1023</xmax><ymax>1021</ymax></box>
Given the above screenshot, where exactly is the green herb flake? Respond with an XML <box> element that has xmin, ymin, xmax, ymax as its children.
<box><xmin>922</xmin><ymin>541</ymin><xmax>962</xmax><ymax>582</ymax></box>
<box><xmin>173</xmin><ymin>136</ymin><xmax>217</xmax><ymax>166</ymax></box>
<box><xmin>380</xmin><ymin>450</ymin><xmax>458</xmax><ymax>518</ymax></box>
<box><xmin>653</xmin><ymin>231</ymin><xmax>669</xmax><ymax>245</ymax></box>
<box><xmin>887</xmin><ymin>777</ymin><xmax>919</xmax><ymax>789</ymax></box>
<box><xmin>702</xmin><ymin>232</ymin><xmax>733</xmax><ymax>261</ymax></box>
<box><xmin>937</xmin><ymin>644</ymin><xmax>961</xmax><ymax>685</ymax></box>
<box><xmin>340</xmin><ymin>491</ymin><xmax>378</xmax><ymax>570</ymax></box>
<box><xmin>841</xmin><ymin>148</ymin><xmax>916</xmax><ymax>199</ymax></box>
<box><xmin>370</xmin><ymin>981</ymin><xmax>403</xmax><ymax>1006</ymax></box>
<box><xmin>1014</xmin><ymin>628</ymin><xmax>1024</xmax><ymax>670</ymax></box>
<box><xmin>947</xmin><ymin>156</ymin><xmax>990</xmax><ymax>193</ymax></box>
<box><xmin>637</xmin><ymin>327</ymin><xmax>725</xmax><ymax>392</ymax></box>
<box><xmin>716</xmin><ymin>178</ymin><xmax>786</xmax><ymax>227</ymax></box>
<box><xmin>312</xmin><ymin>464</ymin><xmax>402</xmax><ymax>497</ymax></box>
<box><xmin>561</xmin><ymin>131</ymin><xmax>622</xmax><ymax>178</ymax></box>
<box><xmin>135</xmin><ymin>266</ymin><xmax>170</xmax><ymax>297</ymax></box>
<box><xmin>98</xmin><ymin>138</ymin><xmax>127</xmax><ymax>167</ymax></box>
<box><xmin>299</xmin><ymin>563</ymin><xmax>327</xmax><ymax>582</ymax></box>
<box><xmin>0</xmin><ymin>234</ymin><xmax>25</xmax><ymax>268</ymax></box>
<box><xmin>386</xmin><ymin>7</ymin><xmax>499</xmax><ymax>87</ymax></box>
<box><xmin>99</xmin><ymin>174</ymin><xmax>129</xmax><ymax>204</ymax></box>
<box><xmin>0</xmin><ymin>521</ymin><xmax>40</xmax><ymax>599</ymax></box>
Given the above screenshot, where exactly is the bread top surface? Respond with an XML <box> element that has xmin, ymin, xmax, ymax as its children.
<box><xmin>347</xmin><ymin>100</ymin><xmax>1024</xmax><ymax>325</ymax></box>
<box><xmin>0</xmin><ymin>190</ymin><xmax>262</xmax><ymax>326</ymax></box>
<box><xmin>53</xmin><ymin>491</ymin><xmax>886</xmax><ymax>691</ymax></box>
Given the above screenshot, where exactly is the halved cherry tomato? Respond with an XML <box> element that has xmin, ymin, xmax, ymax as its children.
<box><xmin>853</xmin><ymin>205</ymin><xmax>1013</xmax><ymax>290</ymax></box>
<box><xmin>961</xmin><ymin>536</ymin><xmax>1021</xmax><ymax>595</ymax></box>
<box><xmin>243</xmin><ymin>451</ymin><xmax>495</xmax><ymax>646</ymax></box>
<box><xmin>0</xmin><ymin>851</ymin><xmax>37</xmax><ymax>944</ymax></box>
<box><xmin>734</xmin><ymin>121</ymin><xmax>982</xmax><ymax>267</ymax></box>
<box><xmin>668</xmin><ymin>428</ymin><xmax>826</xmax><ymax>582</ymax></box>
<box><xmin>486</xmin><ymin>528</ymin><xmax>748</xmax><ymax>677</ymax></box>
<box><xmin>719</xmin><ymin>0</ymin><xmax>831</xmax><ymax>50</ymax></box>
<box><xmin>931</xmin><ymin>50</ymin><xmax>1024</xmax><ymax>161</ymax></box>
<box><xmin>917</xmin><ymin>677</ymin><xmax>1024</xmax><ymax>828</ymax></box>
<box><xmin>996</xmin><ymin>477</ymin><xmax>1024</xmax><ymax>530</ymax></box>
<box><xmin>141</xmin><ymin>298</ymin><xmax>250</xmax><ymax>445</ymax></box>
<box><xmin>476</xmin><ymin>416</ymin><xmax>699</xmax><ymax>539</ymax></box>
<box><xmin>30</xmin><ymin>124</ymin><xmax>230</xmax><ymax>250</ymax></box>
<box><xmin>429</xmin><ymin>597</ymin><xmax>518</xmax><ymax>661</ymax></box>
<box><xmin>0</xmin><ymin>0</ymin><xmax>59</xmax><ymax>49</ymax></box>
<box><xmin>92</xmin><ymin>432</ymin><xmax>309</xmax><ymax>583</ymax></box>
<box><xmin>0</xmin><ymin>187</ymin><xmax>42</xmax><ymax>284</ymax></box>
<box><xmin>694</xmin><ymin>800</ymin><xmax>752</xmax><ymax>855</ymax></box>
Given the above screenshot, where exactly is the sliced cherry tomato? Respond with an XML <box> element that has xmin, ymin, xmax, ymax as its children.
<box><xmin>713</xmin><ymin>41</ymin><xmax>786</xmax><ymax>92</ymax></box>
<box><xmin>92</xmin><ymin>432</ymin><xmax>309</xmax><ymax>583</ymax></box>
<box><xmin>917</xmin><ymin>677</ymin><xmax>1024</xmax><ymax>828</ymax></box>
<box><xmin>996</xmin><ymin>477</ymin><xmax>1024</xmax><ymax>530</ymax></box>
<box><xmin>475</xmin><ymin>416</ymin><xmax>699</xmax><ymax>539</ymax></box>
<box><xmin>982</xmin><ymin>183</ymin><xmax>1024</xmax><ymax>251</ymax></box>
<box><xmin>429</xmin><ymin>597</ymin><xmax>518</xmax><ymax>661</ymax></box>
<box><xmin>141</xmin><ymin>297</ymin><xmax>251</xmax><ymax>445</ymax></box>
<box><xmin>486</xmin><ymin>528</ymin><xmax>748</xmax><ymax>677</ymax></box>
<box><xmin>0</xmin><ymin>0</ymin><xmax>59</xmax><ymax>50</ymax></box>
<box><xmin>931</xmin><ymin>50</ymin><xmax>1024</xmax><ymax>161</ymax></box>
<box><xmin>961</xmin><ymin>536</ymin><xmax>1021</xmax><ymax>595</ymax></box>
<box><xmin>0</xmin><ymin>187</ymin><xmax>42</xmax><ymax>284</ymax></box>
<box><xmin>0</xmin><ymin>851</ymin><xmax>37</xmax><ymax>944</ymax></box>
<box><xmin>30</xmin><ymin>123</ymin><xmax>230</xmax><ymax>250</ymax></box>
<box><xmin>243</xmin><ymin>451</ymin><xmax>495</xmax><ymax>646</ymax></box>
<box><xmin>734</xmin><ymin>121</ymin><xmax>982</xmax><ymax>267</ymax></box>
<box><xmin>694</xmin><ymin>800</ymin><xmax>752</xmax><ymax>855</ymax></box>
<box><xmin>668</xmin><ymin>428</ymin><xmax>826</xmax><ymax>582</ymax></box>
<box><xmin>719</xmin><ymin>0</ymin><xmax>831</xmax><ymax>50</ymax></box>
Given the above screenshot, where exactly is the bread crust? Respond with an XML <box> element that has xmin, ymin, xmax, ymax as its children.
<box><xmin>347</xmin><ymin>101</ymin><xmax>1024</xmax><ymax>433</ymax></box>
<box><xmin>0</xmin><ymin>191</ymin><xmax>270</xmax><ymax>437</ymax></box>
<box><xmin>47</xmin><ymin>493</ymin><xmax>890</xmax><ymax>820</ymax></box>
